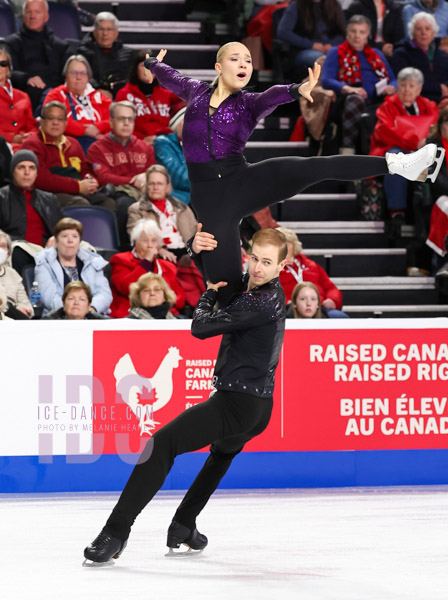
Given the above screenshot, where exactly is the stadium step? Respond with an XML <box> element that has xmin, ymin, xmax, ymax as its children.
<box><xmin>278</xmin><ymin>221</ymin><xmax>390</xmax><ymax>249</ymax></box>
<box><xmin>342</xmin><ymin>304</ymin><xmax>448</xmax><ymax>318</ymax></box>
<box><xmin>123</xmin><ymin>43</ymin><xmax>219</xmax><ymax>69</ymax></box>
<box><xmin>250</xmin><ymin>117</ymin><xmax>293</xmax><ymax>142</ymax></box>
<box><xmin>275</xmin><ymin>193</ymin><xmax>358</xmax><ymax>221</ymax></box>
<box><xmin>306</xmin><ymin>248</ymin><xmax>407</xmax><ymax>278</ymax></box>
<box><xmin>333</xmin><ymin>276</ymin><xmax>438</xmax><ymax>305</ymax></box>
<box><xmin>79</xmin><ymin>0</ymin><xmax>187</xmax><ymax>21</ymax></box>
<box><xmin>81</xmin><ymin>20</ymin><xmax>206</xmax><ymax>44</ymax></box>
<box><xmin>244</xmin><ymin>141</ymin><xmax>309</xmax><ymax>162</ymax></box>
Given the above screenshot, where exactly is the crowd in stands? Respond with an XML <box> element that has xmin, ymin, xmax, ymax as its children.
<box><xmin>1</xmin><ymin>0</ymin><xmax>448</xmax><ymax>319</ymax></box>
<box><xmin>263</xmin><ymin>0</ymin><xmax>448</xmax><ymax>280</ymax></box>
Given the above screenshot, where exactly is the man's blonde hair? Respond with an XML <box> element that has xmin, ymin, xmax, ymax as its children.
<box><xmin>252</xmin><ymin>228</ymin><xmax>288</xmax><ymax>263</ymax></box>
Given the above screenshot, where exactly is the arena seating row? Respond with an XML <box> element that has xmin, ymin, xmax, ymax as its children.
<box><xmin>78</xmin><ymin>0</ymin><xmax>446</xmax><ymax>318</ymax></box>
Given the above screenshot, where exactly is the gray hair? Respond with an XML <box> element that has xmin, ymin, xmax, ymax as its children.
<box><xmin>62</xmin><ymin>54</ymin><xmax>93</xmax><ymax>81</ymax></box>
<box><xmin>41</xmin><ymin>100</ymin><xmax>67</xmax><ymax>119</ymax></box>
<box><xmin>146</xmin><ymin>164</ymin><xmax>171</xmax><ymax>185</ymax></box>
<box><xmin>22</xmin><ymin>0</ymin><xmax>48</xmax><ymax>15</ymax></box>
<box><xmin>130</xmin><ymin>219</ymin><xmax>163</xmax><ymax>247</ymax></box>
<box><xmin>408</xmin><ymin>11</ymin><xmax>439</xmax><ymax>38</ymax></box>
<box><xmin>110</xmin><ymin>100</ymin><xmax>136</xmax><ymax>118</ymax></box>
<box><xmin>397</xmin><ymin>67</ymin><xmax>424</xmax><ymax>87</ymax></box>
<box><xmin>94</xmin><ymin>11</ymin><xmax>119</xmax><ymax>28</ymax></box>
<box><xmin>347</xmin><ymin>14</ymin><xmax>372</xmax><ymax>32</ymax></box>
<box><xmin>0</xmin><ymin>229</ymin><xmax>12</xmax><ymax>254</ymax></box>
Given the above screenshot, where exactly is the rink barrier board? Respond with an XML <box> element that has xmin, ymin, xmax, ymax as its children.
<box><xmin>1</xmin><ymin>319</ymin><xmax>448</xmax><ymax>493</ymax></box>
<box><xmin>1</xmin><ymin>450</ymin><xmax>448</xmax><ymax>493</ymax></box>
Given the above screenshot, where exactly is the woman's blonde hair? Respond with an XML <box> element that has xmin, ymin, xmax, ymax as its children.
<box><xmin>129</xmin><ymin>272</ymin><xmax>176</xmax><ymax>308</ymax></box>
<box><xmin>276</xmin><ymin>227</ymin><xmax>303</xmax><ymax>256</ymax></box>
<box><xmin>211</xmin><ymin>41</ymin><xmax>251</xmax><ymax>86</ymax></box>
<box><xmin>291</xmin><ymin>282</ymin><xmax>322</xmax><ymax>319</ymax></box>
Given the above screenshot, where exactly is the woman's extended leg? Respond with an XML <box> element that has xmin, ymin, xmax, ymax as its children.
<box><xmin>190</xmin><ymin>149</ymin><xmax>437</xmax><ymax>306</ymax></box>
<box><xmin>190</xmin><ymin>155</ymin><xmax>388</xmax><ymax>305</ymax></box>
<box><xmin>235</xmin><ymin>154</ymin><xmax>389</xmax><ymax>217</ymax></box>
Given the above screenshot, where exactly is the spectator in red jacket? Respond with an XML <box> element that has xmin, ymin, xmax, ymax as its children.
<box><xmin>88</xmin><ymin>100</ymin><xmax>157</xmax><ymax>249</ymax></box>
<box><xmin>115</xmin><ymin>49</ymin><xmax>184</xmax><ymax>143</ymax></box>
<box><xmin>109</xmin><ymin>218</ymin><xmax>185</xmax><ymax>318</ymax></box>
<box><xmin>425</xmin><ymin>107</ymin><xmax>448</xmax><ymax>279</ymax></box>
<box><xmin>20</xmin><ymin>100</ymin><xmax>115</xmax><ymax>210</ymax></box>
<box><xmin>277</xmin><ymin>226</ymin><xmax>348</xmax><ymax>317</ymax></box>
<box><xmin>0</xmin><ymin>45</ymin><xmax>36</xmax><ymax>151</ymax></box>
<box><xmin>43</xmin><ymin>55</ymin><xmax>112</xmax><ymax>152</ymax></box>
<box><xmin>370</xmin><ymin>67</ymin><xmax>439</xmax><ymax>221</ymax></box>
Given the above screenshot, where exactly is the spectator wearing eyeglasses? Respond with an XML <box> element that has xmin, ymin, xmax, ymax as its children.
<box><xmin>21</xmin><ymin>100</ymin><xmax>116</xmax><ymax>210</ymax></box>
<box><xmin>127</xmin><ymin>272</ymin><xmax>178</xmax><ymax>320</ymax></box>
<box><xmin>0</xmin><ymin>45</ymin><xmax>36</xmax><ymax>150</ymax></box>
<box><xmin>76</xmin><ymin>12</ymin><xmax>135</xmax><ymax>99</ymax></box>
<box><xmin>43</xmin><ymin>54</ymin><xmax>112</xmax><ymax>152</ymax></box>
<box><xmin>87</xmin><ymin>101</ymin><xmax>157</xmax><ymax>249</ymax></box>
<box><xmin>126</xmin><ymin>164</ymin><xmax>197</xmax><ymax>262</ymax></box>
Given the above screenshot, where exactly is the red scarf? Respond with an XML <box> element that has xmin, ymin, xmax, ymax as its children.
<box><xmin>337</xmin><ymin>40</ymin><xmax>389</xmax><ymax>85</ymax></box>
<box><xmin>152</xmin><ymin>198</ymin><xmax>179</xmax><ymax>245</ymax></box>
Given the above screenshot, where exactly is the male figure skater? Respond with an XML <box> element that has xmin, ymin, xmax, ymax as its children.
<box><xmin>83</xmin><ymin>227</ymin><xmax>288</xmax><ymax>564</ymax></box>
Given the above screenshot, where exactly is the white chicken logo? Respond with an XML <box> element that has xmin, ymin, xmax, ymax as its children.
<box><xmin>114</xmin><ymin>347</ymin><xmax>182</xmax><ymax>436</ymax></box>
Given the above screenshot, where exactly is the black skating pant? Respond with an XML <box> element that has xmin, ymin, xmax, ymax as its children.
<box><xmin>188</xmin><ymin>154</ymin><xmax>389</xmax><ymax>306</ymax></box>
<box><xmin>105</xmin><ymin>391</ymin><xmax>273</xmax><ymax>541</ymax></box>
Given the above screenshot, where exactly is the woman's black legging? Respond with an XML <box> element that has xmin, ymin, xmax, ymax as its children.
<box><xmin>188</xmin><ymin>154</ymin><xmax>389</xmax><ymax>305</ymax></box>
<box><xmin>105</xmin><ymin>391</ymin><xmax>273</xmax><ymax>541</ymax></box>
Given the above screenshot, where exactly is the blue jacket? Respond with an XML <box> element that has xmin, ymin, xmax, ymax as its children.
<box><xmin>34</xmin><ymin>246</ymin><xmax>112</xmax><ymax>314</ymax></box>
<box><xmin>153</xmin><ymin>133</ymin><xmax>191</xmax><ymax>204</ymax></box>
<box><xmin>402</xmin><ymin>0</ymin><xmax>448</xmax><ymax>38</ymax></box>
<box><xmin>321</xmin><ymin>45</ymin><xmax>397</xmax><ymax>98</ymax></box>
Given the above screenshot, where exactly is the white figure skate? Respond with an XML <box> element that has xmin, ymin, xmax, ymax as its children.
<box><xmin>386</xmin><ymin>143</ymin><xmax>445</xmax><ymax>182</ymax></box>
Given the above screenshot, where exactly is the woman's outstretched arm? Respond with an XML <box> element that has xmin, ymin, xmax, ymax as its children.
<box><xmin>248</xmin><ymin>62</ymin><xmax>321</xmax><ymax>122</ymax></box>
<box><xmin>144</xmin><ymin>50</ymin><xmax>207</xmax><ymax>102</ymax></box>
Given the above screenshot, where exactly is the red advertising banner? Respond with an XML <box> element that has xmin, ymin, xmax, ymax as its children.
<box><xmin>92</xmin><ymin>328</ymin><xmax>448</xmax><ymax>455</ymax></box>
<box><xmin>284</xmin><ymin>328</ymin><xmax>448</xmax><ymax>450</ymax></box>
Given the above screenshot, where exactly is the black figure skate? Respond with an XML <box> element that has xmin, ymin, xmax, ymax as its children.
<box><xmin>165</xmin><ymin>520</ymin><xmax>208</xmax><ymax>557</ymax></box>
<box><xmin>83</xmin><ymin>529</ymin><xmax>127</xmax><ymax>567</ymax></box>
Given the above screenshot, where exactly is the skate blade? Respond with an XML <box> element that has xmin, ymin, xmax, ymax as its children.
<box><xmin>165</xmin><ymin>546</ymin><xmax>203</xmax><ymax>558</ymax></box>
<box><xmin>82</xmin><ymin>558</ymin><xmax>116</xmax><ymax>568</ymax></box>
<box><xmin>425</xmin><ymin>147</ymin><xmax>445</xmax><ymax>183</ymax></box>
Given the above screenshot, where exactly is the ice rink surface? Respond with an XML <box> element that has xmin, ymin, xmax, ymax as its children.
<box><xmin>2</xmin><ymin>486</ymin><xmax>448</xmax><ymax>600</ymax></box>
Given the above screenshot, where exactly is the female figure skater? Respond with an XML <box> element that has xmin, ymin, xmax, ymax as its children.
<box><xmin>143</xmin><ymin>42</ymin><xmax>442</xmax><ymax>305</ymax></box>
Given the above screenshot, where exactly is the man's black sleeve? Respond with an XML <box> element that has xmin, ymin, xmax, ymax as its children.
<box><xmin>191</xmin><ymin>288</ymin><xmax>273</xmax><ymax>340</ymax></box>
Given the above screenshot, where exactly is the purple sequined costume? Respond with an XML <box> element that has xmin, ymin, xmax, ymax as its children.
<box><xmin>147</xmin><ymin>60</ymin><xmax>299</xmax><ymax>163</ymax></box>
<box><xmin>146</xmin><ymin>59</ymin><xmax>388</xmax><ymax>306</ymax></box>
